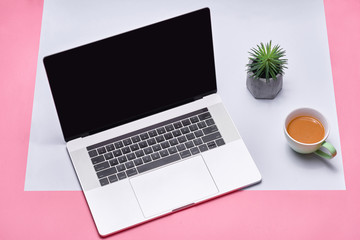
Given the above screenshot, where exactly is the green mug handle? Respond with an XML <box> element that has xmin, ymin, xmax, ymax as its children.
<box><xmin>315</xmin><ymin>141</ymin><xmax>337</xmax><ymax>159</ymax></box>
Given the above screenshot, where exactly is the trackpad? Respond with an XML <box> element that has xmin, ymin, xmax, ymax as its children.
<box><xmin>130</xmin><ymin>155</ymin><xmax>218</xmax><ymax>218</ymax></box>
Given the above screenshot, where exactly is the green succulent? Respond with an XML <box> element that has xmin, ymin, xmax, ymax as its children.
<box><xmin>246</xmin><ymin>40</ymin><xmax>288</xmax><ymax>82</ymax></box>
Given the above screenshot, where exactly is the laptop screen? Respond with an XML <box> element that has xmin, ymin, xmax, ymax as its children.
<box><xmin>44</xmin><ymin>8</ymin><xmax>217</xmax><ymax>142</ymax></box>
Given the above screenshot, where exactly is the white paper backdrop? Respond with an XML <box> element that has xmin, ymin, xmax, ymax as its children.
<box><xmin>25</xmin><ymin>0</ymin><xmax>345</xmax><ymax>190</ymax></box>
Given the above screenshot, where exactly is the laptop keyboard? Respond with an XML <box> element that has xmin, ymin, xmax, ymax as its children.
<box><xmin>86</xmin><ymin>108</ymin><xmax>225</xmax><ymax>186</ymax></box>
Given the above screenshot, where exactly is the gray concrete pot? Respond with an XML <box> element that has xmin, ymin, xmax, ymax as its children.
<box><xmin>246</xmin><ymin>73</ymin><xmax>283</xmax><ymax>99</ymax></box>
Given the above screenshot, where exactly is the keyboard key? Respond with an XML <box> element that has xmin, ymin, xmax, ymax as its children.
<box><xmin>156</xmin><ymin>127</ymin><xmax>166</xmax><ymax>135</ymax></box>
<box><xmin>169</xmin><ymin>138</ymin><xmax>178</xmax><ymax>146</ymax></box>
<box><xmin>134</xmin><ymin>158</ymin><xmax>143</xmax><ymax>166</ymax></box>
<box><xmin>193</xmin><ymin>138</ymin><xmax>203</xmax><ymax>146</ymax></box>
<box><xmin>207</xmin><ymin>141</ymin><xmax>217</xmax><ymax>149</ymax></box>
<box><xmin>121</xmin><ymin>146</ymin><xmax>131</xmax><ymax>154</ymax></box>
<box><xmin>109</xmin><ymin>158</ymin><xmax>119</xmax><ymax>166</ymax></box>
<box><xmin>168</xmin><ymin>146</ymin><xmax>178</xmax><ymax>154</ymax></box>
<box><xmin>125</xmin><ymin>161</ymin><xmax>135</xmax><ymax>169</ymax></box>
<box><xmin>94</xmin><ymin>161</ymin><xmax>110</xmax><ymax>172</ymax></box>
<box><xmin>190</xmin><ymin>147</ymin><xmax>200</xmax><ymax>155</ymax></box>
<box><xmin>172</xmin><ymin>129</ymin><xmax>181</xmax><ymax>137</ymax></box>
<box><xmin>161</xmin><ymin>141</ymin><xmax>170</xmax><ymax>149</ymax></box>
<box><xmin>198</xmin><ymin>112</ymin><xmax>211</xmax><ymax>120</ymax></box>
<box><xmin>113</xmin><ymin>149</ymin><xmax>122</xmax><ymax>157</ymax></box>
<box><xmin>180</xmin><ymin>127</ymin><xmax>190</xmax><ymax>134</ymax></box>
<box><xmin>203</xmin><ymin>125</ymin><xmax>218</xmax><ymax>135</ymax></box>
<box><xmin>160</xmin><ymin>149</ymin><xmax>169</xmax><ymax>157</ymax></box>
<box><xmin>117</xmin><ymin>156</ymin><xmax>127</xmax><ymax>163</ymax></box>
<box><xmin>135</xmin><ymin>150</ymin><xmax>145</xmax><ymax>158</ymax></box>
<box><xmin>139</xmin><ymin>141</ymin><xmax>148</xmax><ymax>148</ymax></box>
<box><xmin>91</xmin><ymin>155</ymin><xmax>105</xmax><ymax>165</ymax></box>
<box><xmin>88</xmin><ymin>150</ymin><xmax>97</xmax><ymax>158</ymax></box>
<box><xmin>190</xmin><ymin>116</ymin><xmax>199</xmax><ymax>123</ymax></box>
<box><xmin>144</xmin><ymin>147</ymin><xmax>153</xmax><ymax>155</ymax></box>
<box><xmin>165</xmin><ymin>124</ymin><xmax>174</xmax><ymax>132</ymax></box>
<box><xmin>97</xmin><ymin>147</ymin><xmax>106</xmax><ymax>154</ymax></box>
<box><xmin>104</xmin><ymin>152</ymin><xmax>114</xmax><ymax>160</ymax></box>
<box><xmin>189</xmin><ymin>124</ymin><xmax>198</xmax><ymax>132</ymax></box>
<box><xmin>202</xmin><ymin>132</ymin><xmax>222</xmax><ymax>143</ymax></box>
<box><xmin>117</xmin><ymin>172</ymin><xmax>127</xmax><ymax>180</ymax></box>
<box><xmin>126</xmin><ymin>168</ymin><xmax>138</xmax><ymax>177</ymax></box>
<box><xmin>106</xmin><ymin>144</ymin><xmax>115</xmax><ymax>152</ymax></box>
<box><xmin>199</xmin><ymin>144</ymin><xmax>208</xmax><ymax>152</ymax></box>
<box><xmin>99</xmin><ymin>178</ymin><xmax>109</xmax><ymax>186</ymax></box>
<box><xmin>108</xmin><ymin>175</ymin><xmax>118</xmax><ymax>183</ymax></box>
<box><xmin>177</xmin><ymin>136</ymin><xmax>187</xmax><ymax>143</ymax></box>
<box><xmin>126</xmin><ymin>153</ymin><xmax>136</xmax><ymax>161</ymax></box>
<box><xmin>216</xmin><ymin>138</ymin><xmax>225</xmax><ymax>146</ymax></box>
<box><xmin>176</xmin><ymin>144</ymin><xmax>186</xmax><ymax>152</ymax></box>
<box><xmin>181</xmin><ymin>119</ymin><xmax>191</xmax><ymax>126</ymax></box>
<box><xmin>97</xmin><ymin>167</ymin><xmax>117</xmax><ymax>179</ymax></box>
<box><xmin>180</xmin><ymin>150</ymin><xmax>191</xmax><ymax>159</ymax></box>
<box><xmin>205</xmin><ymin>118</ymin><xmax>215</xmax><ymax>126</ymax></box>
<box><xmin>194</xmin><ymin>130</ymin><xmax>204</xmax><ymax>137</ymax></box>
<box><xmin>137</xmin><ymin>153</ymin><xmax>181</xmax><ymax>174</ymax></box>
<box><xmin>148</xmin><ymin>130</ymin><xmax>157</xmax><ymax>137</ymax></box>
<box><xmin>152</xmin><ymin>144</ymin><xmax>161</xmax><ymax>152</ymax></box>
<box><xmin>151</xmin><ymin>152</ymin><xmax>160</xmax><ymax>160</ymax></box>
<box><xmin>173</xmin><ymin>122</ymin><xmax>182</xmax><ymax>129</ymax></box>
<box><xmin>156</xmin><ymin>135</ymin><xmax>165</xmax><ymax>143</ymax></box>
<box><xmin>185</xmin><ymin>141</ymin><xmax>194</xmax><ymax>149</ymax></box>
<box><xmin>186</xmin><ymin>133</ymin><xmax>195</xmax><ymax>140</ymax></box>
<box><xmin>197</xmin><ymin>121</ymin><xmax>207</xmax><ymax>129</ymax></box>
<box><xmin>123</xmin><ymin>138</ymin><xmax>132</xmax><ymax>146</ymax></box>
<box><xmin>140</xmin><ymin>132</ymin><xmax>149</xmax><ymax>140</ymax></box>
<box><xmin>116</xmin><ymin>164</ymin><xmax>126</xmax><ymax>172</ymax></box>
<box><xmin>142</xmin><ymin>155</ymin><xmax>152</xmax><ymax>163</ymax></box>
<box><xmin>147</xmin><ymin>138</ymin><xmax>156</xmax><ymax>145</ymax></box>
<box><xmin>130</xmin><ymin>143</ymin><xmax>139</xmax><ymax>151</ymax></box>
<box><xmin>114</xmin><ymin>141</ymin><xmax>123</xmax><ymax>149</ymax></box>
<box><xmin>131</xmin><ymin>135</ymin><xmax>141</xmax><ymax>143</ymax></box>
<box><xmin>164</xmin><ymin>132</ymin><xmax>173</xmax><ymax>140</ymax></box>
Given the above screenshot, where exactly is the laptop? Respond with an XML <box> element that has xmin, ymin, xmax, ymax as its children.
<box><xmin>43</xmin><ymin>8</ymin><xmax>261</xmax><ymax>236</ymax></box>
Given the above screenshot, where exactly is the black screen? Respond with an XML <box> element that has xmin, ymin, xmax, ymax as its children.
<box><xmin>44</xmin><ymin>8</ymin><xmax>217</xmax><ymax>141</ymax></box>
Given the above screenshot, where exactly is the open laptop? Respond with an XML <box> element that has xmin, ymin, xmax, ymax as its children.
<box><xmin>43</xmin><ymin>8</ymin><xmax>261</xmax><ymax>236</ymax></box>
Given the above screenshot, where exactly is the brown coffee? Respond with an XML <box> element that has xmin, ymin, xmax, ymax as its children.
<box><xmin>287</xmin><ymin>116</ymin><xmax>325</xmax><ymax>144</ymax></box>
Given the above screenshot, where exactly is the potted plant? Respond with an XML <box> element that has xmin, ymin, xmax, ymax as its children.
<box><xmin>246</xmin><ymin>40</ymin><xmax>288</xmax><ymax>99</ymax></box>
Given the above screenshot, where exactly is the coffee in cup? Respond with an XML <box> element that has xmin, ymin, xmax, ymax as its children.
<box><xmin>284</xmin><ymin>108</ymin><xmax>337</xmax><ymax>159</ymax></box>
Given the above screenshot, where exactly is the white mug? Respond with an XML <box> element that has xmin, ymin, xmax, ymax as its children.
<box><xmin>284</xmin><ymin>108</ymin><xmax>337</xmax><ymax>159</ymax></box>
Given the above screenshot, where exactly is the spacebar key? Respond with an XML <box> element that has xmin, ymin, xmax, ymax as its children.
<box><xmin>137</xmin><ymin>153</ymin><xmax>181</xmax><ymax>174</ymax></box>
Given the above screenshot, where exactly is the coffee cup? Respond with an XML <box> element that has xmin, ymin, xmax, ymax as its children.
<box><xmin>284</xmin><ymin>108</ymin><xmax>337</xmax><ymax>159</ymax></box>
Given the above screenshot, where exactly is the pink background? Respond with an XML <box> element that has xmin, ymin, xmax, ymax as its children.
<box><xmin>1</xmin><ymin>0</ymin><xmax>360</xmax><ymax>239</ymax></box>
